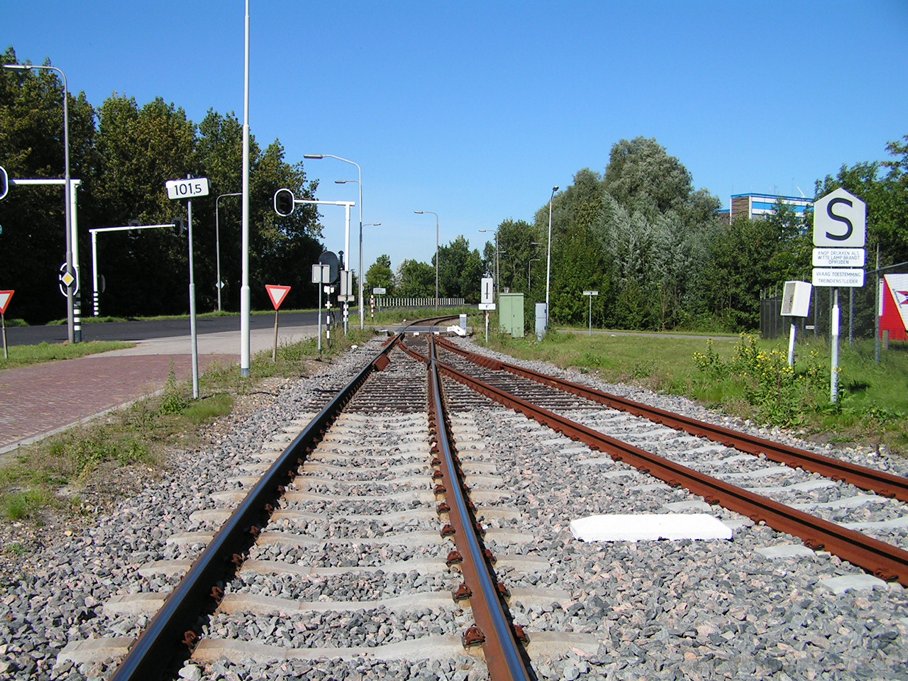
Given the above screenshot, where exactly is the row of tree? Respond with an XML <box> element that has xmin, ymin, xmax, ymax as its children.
<box><xmin>1</xmin><ymin>48</ymin><xmax>322</xmax><ymax>324</ymax></box>
<box><xmin>365</xmin><ymin>135</ymin><xmax>908</xmax><ymax>333</ymax></box>
<box><xmin>4</xmin><ymin>47</ymin><xmax>906</xmax><ymax>332</ymax></box>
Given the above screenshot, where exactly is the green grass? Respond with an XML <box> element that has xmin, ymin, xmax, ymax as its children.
<box><xmin>0</xmin><ymin>327</ymin><xmax>369</xmax><ymax>522</ymax></box>
<box><xmin>0</xmin><ymin>340</ymin><xmax>135</xmax><ymax>370</ymax></box>
<box><xmin>485</xmin><ymin>328</ymin><xmax>908</xmax><ymax>456</ymax></box>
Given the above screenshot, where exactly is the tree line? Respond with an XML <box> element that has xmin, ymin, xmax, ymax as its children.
<box><xmin>366</xmin><ymin>135</ymin><xmax>907</xmax><ymax>333</ymax></box>
<box><xmin>1</xmin><ymin>48</ymin><xmax>322</xmax><ymax>324</ymax></box>
<box><xmin>4</xmin><ymin>47</ymin><xmax>906</xmax><ymax>333</ymax></box>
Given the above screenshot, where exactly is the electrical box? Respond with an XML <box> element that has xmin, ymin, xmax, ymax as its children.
<box><xmin>780</xmin><ymin>281</ymin><xmax>812</xmax><ymax>317</ymax></box>
<box><xmin>498</xmin><ymin>293</ymin><xmax>525</xmax><ymax>337</ymax></box>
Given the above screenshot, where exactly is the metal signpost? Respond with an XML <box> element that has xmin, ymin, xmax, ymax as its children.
<box><xmin>780</xmin><ymin>281</ymin><xmax>812</xmax><ymax>367</ymax></box>
<box><xmin>811</xmin><ymin>187</ymin><xmax>866</xmax><ymax>404</ymax></box>
<box><xmin>338</xmin><ymin>270</ymin><xmax>354</xmax><ymax>335</ymax></box>
<box><xmin>6</xmin><ymin>177</ymin><xmax>84</xmax><ymax>341</ymax></box>
<box><xmin>275</xmin><ymin>189</ymin><xmax>354</xmax><ymax>335</ymax></box>
<box><xmin>265</xmin><ymin>284</ymin><xmax>291</xmax><ymax>362</ymax></box>
<box><xmin>583</xmin><ymin>290</ymin><xmax>599</xmax><ymax>335</ymax></box>
<box><xmin>312</xmin><ymin>264</ymin><xmax>330</xmax><ymax>354</ymax></box>
<box><xmin>371</xmin><ymin>287</ymin><xmax>386</xmax><ymax>320</ymax></box>
<box><xmin>479</xmin><ymin>277</ymin><xmax>496</xmax><ymax>343</ymax></box>
<box><xmin>166</xmin><ymin>176</ymin><xmax>210</xmax><ymax>399</ymax></box>
<box><xmin>0</xmin><ymin>290</ymin><xmax>14</xmax><ymax>360</ymax></box>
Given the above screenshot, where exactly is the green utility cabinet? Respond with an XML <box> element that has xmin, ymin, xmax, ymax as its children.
<box><xmin>499</xmin><ymin>293</ymin><xmax>525</xmax><ymax>337</ymax></box>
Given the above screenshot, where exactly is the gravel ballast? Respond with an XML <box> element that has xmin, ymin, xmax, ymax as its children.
<box><xmin>0</xmin><ymin>336</ymin><xmax>905</xmax><ymax>680</ymax></box>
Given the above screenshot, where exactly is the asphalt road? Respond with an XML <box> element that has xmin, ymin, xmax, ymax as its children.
<box><xmin>5</xmin><ymin>310</ymin><xmax>323</xmax><ymax>345</ymax></box>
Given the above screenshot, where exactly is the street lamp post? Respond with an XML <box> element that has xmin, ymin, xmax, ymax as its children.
<box><xmin>3</xmin><ymin>62</ymin><xmax>75</xmax><ymax>343</ymax></box>
<box><xmin>545</xmin><ymin>185</ymin><xmax>559</xmax><ymax>333</ymax></box>
<box><xmin>528</xmin><ymin>257</ymin><xmax>540</xmax><ymax>290</ymax></box>
<box><xmin>414</xmin><ymin>210</ymin><xmax>439</xmax><ymax>308</ymax></box>
<box><xmin>215</xmin><ymin>192</ymin><xmax>241</xmax><ymax>312</ymax></box>
<box><xmin>305</xmin><ymin>154</ymin><xmax>363</xmax><ymax>329</ymax></box>
<box><xmin>240</xmin><ymin>0</ymin><xmax>252</xmax><ymax>377</ymax></box>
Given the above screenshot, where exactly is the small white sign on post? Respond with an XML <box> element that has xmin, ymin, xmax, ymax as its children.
<box><xmin>165</xmin><ymin>176</ymin><xmax>209</xmax><ymax>400</ymax></box>
<box><xmin>812</xmin><ymin>248</ymin><xmax>865</xmax><ymax>268</ymax></box>
<box><xmin>165</xmin><ymin>177</ymin><xmax>210</xmax><ymax>200</ymax></box>
<box><xmin>481</xmin><ymin>277</ymin><xmax>494</xmax><ymax>305</ymax></box>
<box><xmin>583</xmin><ymin>290</ymin><xmax>599</xmax><ymax>335</ymax></box>
<box><xmin>812</xmin><ymin>268</ymin><xmax>865</xmax><ymax>288</ymax></box>
<box><xmin>780</xmin><ymin>281</ymin><xmax>812</xmax><ymax>368</ymax></box>
<box><xmin>811</xmin><ymin>188</ymin><xmax>867</xmax><ymax>406</ymax></box>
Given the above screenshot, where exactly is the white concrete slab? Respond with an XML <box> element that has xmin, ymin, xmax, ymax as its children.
<box><xmin>570</xmin><ymin>513</ymin><xmax>733</xmax><ymax>542</ymax></box>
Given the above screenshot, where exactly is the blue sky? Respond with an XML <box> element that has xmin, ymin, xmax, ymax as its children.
<box><xmin>3</xmin><ymin>1</ymin><xmax>907</xmax><ymax>277</ymax></box>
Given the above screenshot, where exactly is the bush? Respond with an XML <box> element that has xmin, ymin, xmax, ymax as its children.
<box><xmin>694</xmin><ymin>334</ymin><xmax>825</xmax><ymax>427</ymax></box>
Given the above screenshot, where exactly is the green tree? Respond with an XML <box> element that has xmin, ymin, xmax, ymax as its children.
<box><xmin>396</xmin><ymin>259</ymin><xmax>435</xmax><ymax>297</ymax></box>
<box><xmin>603</xmin><ymin>137</ymin><xmax>694</xmax><ymax>218</ymax></box>
<box><xmin>701</xmin><ymin>216</ymin><xmax>781</xmax><ymax>329</ymax></box>
<box><xmin>494</xmin><ymin>219</ymin><xmax>538</xmax><ymax>294</ymax></box>
<box><xmin>365</xmin><ymin>254</ymin><xmax>394</xmax><ymax>294</ymax></box>
<box><xmin>89</xmin><ymin>95</ymin><xmax>198</xmax><ymax>317</ymax></box>
<box><xmin>0</xmin><ymin>48</ymin><xmax>96</xmax><ymax>323</ymax></box>
<box><xmin>437</xmin><ymin>236</ymin><xmax>484</xmax><ymax>301</ymax></box>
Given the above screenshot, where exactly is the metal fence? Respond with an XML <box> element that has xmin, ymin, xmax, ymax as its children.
<box><xmin>760</xmin><ymin>282</ymin><xmax>878</xmax><ymax>343</ymax></box>
<box><xmin>377</xmin><ymin>297</ymin><xmax>465</xmax><ymax>309</ymax></box>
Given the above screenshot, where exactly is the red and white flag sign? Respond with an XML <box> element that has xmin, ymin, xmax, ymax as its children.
<box><xmin>265</xmin><ymin>284</ymin><xmax>291</xmax><ymax>310</ymax></box>
<box><xmin>0</xmin><ymin>290</ymin><xmax>13</xmax><ymax>315</ymax></box>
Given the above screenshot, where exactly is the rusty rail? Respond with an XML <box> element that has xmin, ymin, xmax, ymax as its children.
<box><xmin>110</xmin><ymin>337</ymin><xmax>403</xmax><ymax>681</ymax></box>
<box><xmin>426</xmin><ymin>338</ymin><xmax>533</xmax><ymax>680</ymax></box>
<box><xmin>435</xmin><ymin>336</ymin><xmax>908</xmax><ymax>503</ymax></box>
<box><xmin>425</xmin><ymin>346</ymin><xmax>908</xmax><ymax>587</ymax></box>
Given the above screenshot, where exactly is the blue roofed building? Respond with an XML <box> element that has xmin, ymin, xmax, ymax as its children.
<box><xmin>717</xmin><ymin>192</ymin><xmax>812</xmax><ymax>223</ymax></box>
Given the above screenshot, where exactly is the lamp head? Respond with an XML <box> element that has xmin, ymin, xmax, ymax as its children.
<box><xmin>2</xmin><ymin>63</ymin><xmax>30</xmax><ymax>71</ymax></box>
<box><xmin>303</xmin><ymin>154</ymin><xmax>324</xmax><ymax>160</ymax></box>
<box><xmin>552</xmin><ymin>185</ymin><xmax>559</xmax><ymax>193</ymax></box>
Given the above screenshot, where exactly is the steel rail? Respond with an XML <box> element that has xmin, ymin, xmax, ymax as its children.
<box><xmin>435</xmin><ymin>337</ymin><xmax>908</xmax><ymax>503</ymax></box>
<box><xmin>110</xmin><ymin>336</ymin><xmax>403</xmax><ymax>681</ymax></box>
<box><xmin>431</xmin><ymin>355</ymin><xmax>908</xmax><ymax>587</ymax></box>
<box><xmin>426</xmin><ymin>338</ymin><xmax>533</xmax><ymax>681</ymax></box>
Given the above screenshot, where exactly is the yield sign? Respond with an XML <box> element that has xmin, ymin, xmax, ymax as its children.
<box><xmin>0</xmin><ymin>290</ymin><xmax>13</xmax><ymax>315</ymax></box>
<box><xmin>265</xmin><ymin>284</ymin><xmax>291</xmax><ymax>310</ymax></box>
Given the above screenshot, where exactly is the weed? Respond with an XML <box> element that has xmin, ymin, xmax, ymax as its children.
<box><xmin>159</xmin><ymin>369</ymin><xmax>190</xmax><ymax>415</ymax></box>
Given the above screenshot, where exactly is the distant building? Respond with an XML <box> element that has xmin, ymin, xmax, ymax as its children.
<box><xmin>717</xmin><ymin>193</ymin><xmax>812</xmax><ymax>223</ymax></box>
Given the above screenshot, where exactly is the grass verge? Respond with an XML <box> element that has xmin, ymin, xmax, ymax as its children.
<box><xmin>485</xmin><ymin>329</ymin><xmax>908</xmax><ymax>456</ymax></box>
<box><xmin>0</xmin><ymin>340</ymin><xmax>135</xmax><ymax>370</ymax></box>
<box><xmin>0</xmin><ymin>327</ymin><xmax>373</xmax><ymax>526</ymax></box>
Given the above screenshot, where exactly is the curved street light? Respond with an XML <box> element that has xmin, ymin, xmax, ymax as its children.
<box><xmin>215</xmin><ymin>192</ymin><xmax>241</xmax><ymax>312</ymax></box>
<box><xmin>3</xmin><ymin>62</ymin><xmax>75</xmax><ymax>342</ymax></box>
<box><xmin>545</xmin><ymin>185</ymin><xmax>559</xmax><ymax>333</ymax></box>
<box><xmin>414</xmin><ymin>210</ymin><xmax>439</xmax><ymax>308</ymax></box>
<box><xmin>305</xmin><ymin>154</ymin><xmax>364</xmax><ymax>329</ymax></box>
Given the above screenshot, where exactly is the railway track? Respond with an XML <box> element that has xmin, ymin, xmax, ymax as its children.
<box><xmin>32</xmin><ymin>327</ymin><xmax>908</xmax><ymax>680</ymax></box>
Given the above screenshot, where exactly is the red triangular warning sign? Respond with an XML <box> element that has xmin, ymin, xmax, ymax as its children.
<box><xmin>0</xmin><ymin>290</ymin><xmax>13</xmax><ymax>316</ymax></box>
<box><xmin>265</xmin><ymin>284</ymin><xmax>291</xmax><ymax>310</ymax></box>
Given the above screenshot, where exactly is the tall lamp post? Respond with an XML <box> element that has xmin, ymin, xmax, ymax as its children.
<box><xmin>240</xmin><ymin>0</ymin><xmax>251</xmax><ymax>377</ymax></box>
<box><xmin>528</xmin><ymin>257</ymin><xmax>540</xmax><ymax>290</ymax></box>
<box><xmin>545</xmin><ymin>185</ymin><xmax>559</xmax><ymax>333</ymax></box>
<box><xmin>3</xmin><ymin>62</ymin><xmax>75</xmax><ymax>343</ymax></box>
<box><xmin>215</xmin><ymin>192</ymin><xmax>241</xmax><ymax>312</ymax></box>
<box><xmin>414</xmin><ymin>210</ymin><xmax>439</xmax><ymax>308</ymax></box>
<box><xmin>305</xmin><ymin>154</ymin><xmax>363</xmax><ymax>329</ymax></box>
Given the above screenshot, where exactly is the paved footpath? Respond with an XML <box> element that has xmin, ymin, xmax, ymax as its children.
<box><xmin>0</xmin><ymin>324</ymin><xmax>316</xmax><ymax>455</ymax></box>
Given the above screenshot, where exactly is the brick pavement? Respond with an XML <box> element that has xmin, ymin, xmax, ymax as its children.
<box><xmin>0</xmin><ymin>353</ymin><xmax>234</xmax><ymax>453</ymax></box>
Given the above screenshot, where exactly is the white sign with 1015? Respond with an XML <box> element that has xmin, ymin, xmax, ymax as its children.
<box><xmin>166</xmin><ymin>177</ymin><xmax>210</xmax><ymax>200</ymax></box>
